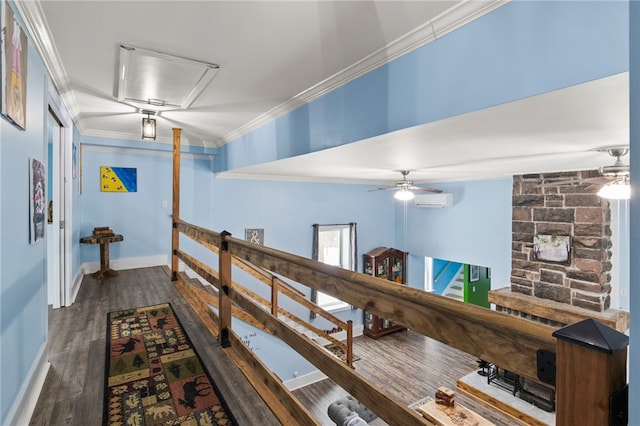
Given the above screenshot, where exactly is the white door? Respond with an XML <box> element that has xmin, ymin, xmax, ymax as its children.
<box><xmin>46</xmin><ymin>109</ymin><xmax>65</xmax><ymax>307</ymax></box>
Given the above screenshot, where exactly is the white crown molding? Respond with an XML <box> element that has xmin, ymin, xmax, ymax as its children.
<box><xmin>17</xmin><ymin>0</ymin><xmax>509</xmax><ymax>148</ymax></box>
<box><xmin>223</xmin><ymin>0</ymin><xmax>510</xmax><ymax>144</ymax></box>
<box><xmin>14</xmin><ymin>0</ymin><xmax>82</xmax><ymax>122</ymax></box>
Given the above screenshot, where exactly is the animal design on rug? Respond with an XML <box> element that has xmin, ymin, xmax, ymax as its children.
<box><xmin>178</xmin><ymin>377</ymin><xmax>211</xmax><ymax>409</ymax></box>
<box><xmin>146</xmin><ymin>404</ymin><xmax>175</xmax><ymax>420</ymax></box>
<box><xmin>154</xmin><ymin>316</ymin><xmax>175</xmax><ymax>330</ymax></box>
<box><xmin>112</xmin><ymin>337</ymin><xmax>140</xmax><ymax>356</ymax></box>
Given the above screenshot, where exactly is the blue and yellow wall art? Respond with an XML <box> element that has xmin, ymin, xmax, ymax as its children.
<box><xmin>100</xmin><ymin>166</ymin><xmax>137</xmax><ymax>192</ymax></box>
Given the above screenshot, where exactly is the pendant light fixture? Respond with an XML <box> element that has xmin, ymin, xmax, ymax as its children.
<box><xmin>141</xmin><ymin>110</ymin><xmax>156</xmax><ymax>140</ymax></box>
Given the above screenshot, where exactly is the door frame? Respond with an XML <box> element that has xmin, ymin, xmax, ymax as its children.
<box><xmin>47</xmin><ymin>84</ymin><xmax>74</xmax><ymax>307</ymax></box>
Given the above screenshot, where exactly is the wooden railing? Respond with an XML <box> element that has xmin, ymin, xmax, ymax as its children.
<box><xmin>175</xmin><ymin>219</ymin><xmax>354</xmax><ymax>366</ymax></box>
<box><xmin>169</xmin><ymin>128</ymin><xmax>628</xmax><ymax>426</ymax></box>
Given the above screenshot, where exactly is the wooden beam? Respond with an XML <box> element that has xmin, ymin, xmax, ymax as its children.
<box><xmin>228</xmin><ymin>287</ymin><xmax>430</xmax><ymax>425</ymax></box>
<box><xmin>489</xmin><ymin>287</ymin><xmax>629</xmax><ymax>332</ymax></box>
<box><xmin>225</xmin><ymin>236</ymin><xmax>556</xmax><ymax>381</ymax></box>
<box><xmin>171</xmin><ymin>128</ymin><xmax>181</xmax><ymax>280</ymax></box>
<box><xmin>175</xmin><ymin>218</ymin><xmax>222</xmax><ymax>249</ymax></box>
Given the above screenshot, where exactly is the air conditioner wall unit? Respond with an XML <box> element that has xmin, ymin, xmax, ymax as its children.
<box><xmin>414</xmin><ymin>193</ymin><xmax>453</xmax><ymax>208</ymax></box>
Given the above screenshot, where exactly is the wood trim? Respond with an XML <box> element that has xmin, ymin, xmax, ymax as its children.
<box><xmin>489</xmin><ymin>287</ymin><xmax>630</xmax><ymax>332</ymax></box>
<box><xmin>225</xmin><ymin>235</ymin><xmax>556</xmax><ymax>381</ymax></box>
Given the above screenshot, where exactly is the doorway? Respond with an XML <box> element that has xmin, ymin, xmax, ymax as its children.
<box><xmin>46</xmin><ymin>107</ymin><xmax>66</xmax><ymax>308</ymax></box>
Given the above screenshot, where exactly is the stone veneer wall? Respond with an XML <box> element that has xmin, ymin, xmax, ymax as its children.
<box><xmin>511</xmin><ymin>171</ymin><xmax>612</xmax><ymax>312</ymax></box>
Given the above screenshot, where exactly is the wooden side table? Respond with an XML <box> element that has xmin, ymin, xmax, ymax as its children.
<box><xmin>80</xmin><ymin>234</ymin><xmax>124</xmax><ymax>280</ymax></box>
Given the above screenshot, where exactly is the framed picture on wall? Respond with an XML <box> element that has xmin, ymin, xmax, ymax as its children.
<box><xmin>533</xmin><ymin>234</ymin><xmax>571</xmax><ymax>264</ymax></box>
<box><xmin>1</xmin><ymin>0</ymin><xmax>28</xmax><ymax>130</ymax></box>
<box><xmin>29</xmin><ymin>158</ymin><xmax>46</xmax><ymax>244</ymax></box>
<box><xmin>100</xmin><ymin>166</ymin><xmax>137</xmax><ymax>192</ymax></box>
<box><xmin>245</xmin><ymin>228</ymin><xmax>264</xmax><ymax>245</ymax></box>
<box><xmin>470</xmin><ymin>265</ymin><xmax>479</xmax><ymax>282</ymax></box>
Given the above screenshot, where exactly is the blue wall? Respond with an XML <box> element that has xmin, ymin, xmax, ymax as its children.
<box><xmin>216</xmin><ymin>1</ymin><xmax>628</xmax><ymax>173</ymax></box>
<box><xmin>404</xmin><ymin>178</ymin><xmax>513</xmax><ymax>290</ymax></box>
<box><xmin>0</xmin><ymin>5</ymin><xmax>49</xmax><ymax>421</ymax></box>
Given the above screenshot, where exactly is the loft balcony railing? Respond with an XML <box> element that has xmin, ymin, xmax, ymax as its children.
<box><xmin>169</xmin><ymin>128</ymin><xmax>628</xmax><ymax>426</ymax></box>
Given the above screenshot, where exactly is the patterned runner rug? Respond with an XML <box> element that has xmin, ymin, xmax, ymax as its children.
<box><xmin>104</xmin><ymin>303</ymin><xmax>236</xmax><ymax>425</ymax></box>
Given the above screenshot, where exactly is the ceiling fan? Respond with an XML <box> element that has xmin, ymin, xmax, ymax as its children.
<box><xmin>369</xmin><ymin>170</ymin><xmax>442</xmax><ymax>200</ymax></box>
<box><xmin>541</xmin><ymin>147</ymin><xmax>630</xmax><ymax>199</ymax></box>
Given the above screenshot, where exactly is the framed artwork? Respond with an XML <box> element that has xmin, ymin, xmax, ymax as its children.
<box><xmin>534</xmin><ymin>234</ymin><xmax>571</xmax><ymax>264</ymax></box>
<box><xmin>29</xmin><ymin>158</ymin><xmax>46</xmax><ymax>244</ymax></box>
<box><xmin>245</xmin><ymin>228</ymin><xmax>264</xmax><ymax>245</ymax></box>
<box><xmin>100</xmin><ymin>166</ymin><xmax>137</xmax><ymax>192</ymax></box>
<box><xmin>1</xmin><ymin>1</ymin><xmax>28</xmax><ymax>130</ymax></box>
<box><xmin>469</xmin><ymin>265</ymin><xmax>479</xmax><ymax>282</ymax></box>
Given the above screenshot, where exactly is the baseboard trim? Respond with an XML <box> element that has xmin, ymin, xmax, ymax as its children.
<box><xmin>5</xmin><ymin>341</ymin><xmax>50</xmax><ymax>426</ymax></box>
<box><xmin>284</xmin><ymin>369</ymin><xmax>328</xmax><ymax>391</ymax></box>
<box><xmin>69</xmin><ymin>268</ymin><xmax>83</xmax><ymax>305</ymax></box>
<box><xmin>283</xmin><ymin>323</ymin><xmax>365</xmax><ymax>390</ymax></box>
<box><xmin>82</xmin><ymin>254</ymin><xmax>168</xmax><ymax>274</ymax></box>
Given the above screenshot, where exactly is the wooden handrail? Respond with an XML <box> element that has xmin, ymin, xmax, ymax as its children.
<box><xmin>222</xmin><ymin>233</ymin><xmax>556</xmax><ymax>381</ymax></box>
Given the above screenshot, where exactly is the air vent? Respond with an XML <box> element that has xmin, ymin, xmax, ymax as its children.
<box><xmin>117</xmin><ymin>44</ymin><xmax>219</xmax><ymax>110</ymax></box>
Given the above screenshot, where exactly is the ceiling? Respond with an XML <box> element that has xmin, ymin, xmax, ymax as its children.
<box><xmin>18</xmin><ymin>1</ymin><xmax>629</xmax><ymax>186</ymax></box>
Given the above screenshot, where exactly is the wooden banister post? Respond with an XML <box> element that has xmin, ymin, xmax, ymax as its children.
<box><xmin>271</xmin><ymin>276</ymin><xmax>278</xmax><ymax>316</ymax></box>
<box><xmin>218</xmin><ymin>230</ymin><xmax>232</xmax><ymax>347</ymax></box>
<box><xmin>553</xmin><ymin>318</ymin><xmax>628</xmax><ymax>426</ymax></box>
<box><xmin>171</xmin><ymin>128</ymin><xmax>181</xmax><ymax>281</ymax></box>
<box><xmin>346</xmin><ymin>320</ymin><xmax>353</xmax><ymax>368</ymax></box>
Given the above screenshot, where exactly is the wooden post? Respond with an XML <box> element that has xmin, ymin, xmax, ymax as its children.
<box><xmin>553</xmin><ymin>318</ymin><xmax>628</xmax><ymax>426</ymax></box>
<box><xmin>346</xmin><ymin>320</ymin><xmax>353</xmax><ymax>368</ymax></box>
<box><xmin>171</xmin><ymin>128</ymin><xmax>181</xmax><ymax>281</ymax></box>
<box><xmin>218</xmin><ymin>230</ymin><xmax>232</xmax><ymax>347</ymax></box>
<box><xmin>271</xmin><ymin>276</ymin><xmax>278</xmax><ymax>316</ymax></box>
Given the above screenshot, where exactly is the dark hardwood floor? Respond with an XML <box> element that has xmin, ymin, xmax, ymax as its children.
<box><xmin>29</xmin><ymin>267</ymin><xmax>280</xmax><ymax>426</ymax></box>
<box><xmin>30</xmin><ymin>266</ymin><xmax>519</xmax><ymax>425</ymax></box>
<box><xmin>293</xmin><ymin>330</ymin><xmax>519</xmax><ymax>425</ymax></box>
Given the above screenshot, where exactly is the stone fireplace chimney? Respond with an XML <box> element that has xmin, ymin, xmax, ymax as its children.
<box><xmin>510</xmin><ymin>171</ymin><xmax>612</xmax><ymax>312</ymax></box>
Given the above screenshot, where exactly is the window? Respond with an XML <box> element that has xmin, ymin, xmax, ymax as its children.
<box><xmin>311</xmin><ymin>223</ymin><xmax>357</xmax><ymax>313</ymax></box>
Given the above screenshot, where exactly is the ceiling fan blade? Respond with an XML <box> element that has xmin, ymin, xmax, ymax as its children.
<box><xmin>367</xmin><ymin>187</ymin><xmax>398</xmax><ymax>192</ymax></box>
<box><xmin>540</xmin><ymin>176</ymin><xmax>613</xmax><ymax>187</ymax></box>
<box><xmin>411</xmin><ymin>186</ymin><xmax>443</xmax><ymax>194</ymax></box>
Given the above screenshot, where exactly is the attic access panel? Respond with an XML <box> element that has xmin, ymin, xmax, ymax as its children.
<box><xmin>117</xmin><ymin>44</ymin><xmax>219</xmax><ymax>110</ymax></box>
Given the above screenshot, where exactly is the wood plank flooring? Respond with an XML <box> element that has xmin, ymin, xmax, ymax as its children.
<box><xmin>293</xmin><ymin>331</ymin><xmax>520</xmax><ymax>425</ymax></box>
<box><xmin>30</xmin><ymin>266</ymin><xmax>521</xmax><ymax>425</ymax></box>
<box><xmin>29</xmin><ymin>267</ymin><xmax>280</xmax><ymax>426</ymax></box>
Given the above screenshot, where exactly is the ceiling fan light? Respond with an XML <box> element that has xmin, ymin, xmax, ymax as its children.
<box><xmin>597</xmin><ymin>181</ymin><xmax>630</xmax><ymax>200</ymax></box>
<box><xmin>394</xmin><ymin>188</ymin><xmax>415</xmax><ymax>201</ymax></box>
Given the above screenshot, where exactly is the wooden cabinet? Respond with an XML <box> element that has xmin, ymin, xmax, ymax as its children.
<box><xmin>362</xmin><ymin>247</ymin><xmax>407</xmax><ymax>339</ymax></box>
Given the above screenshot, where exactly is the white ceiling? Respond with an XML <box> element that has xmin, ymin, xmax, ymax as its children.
<box><xmin>18</xmin><ymin>0</ymin><xmax>629</xmax><ymax>186</ymax></box>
